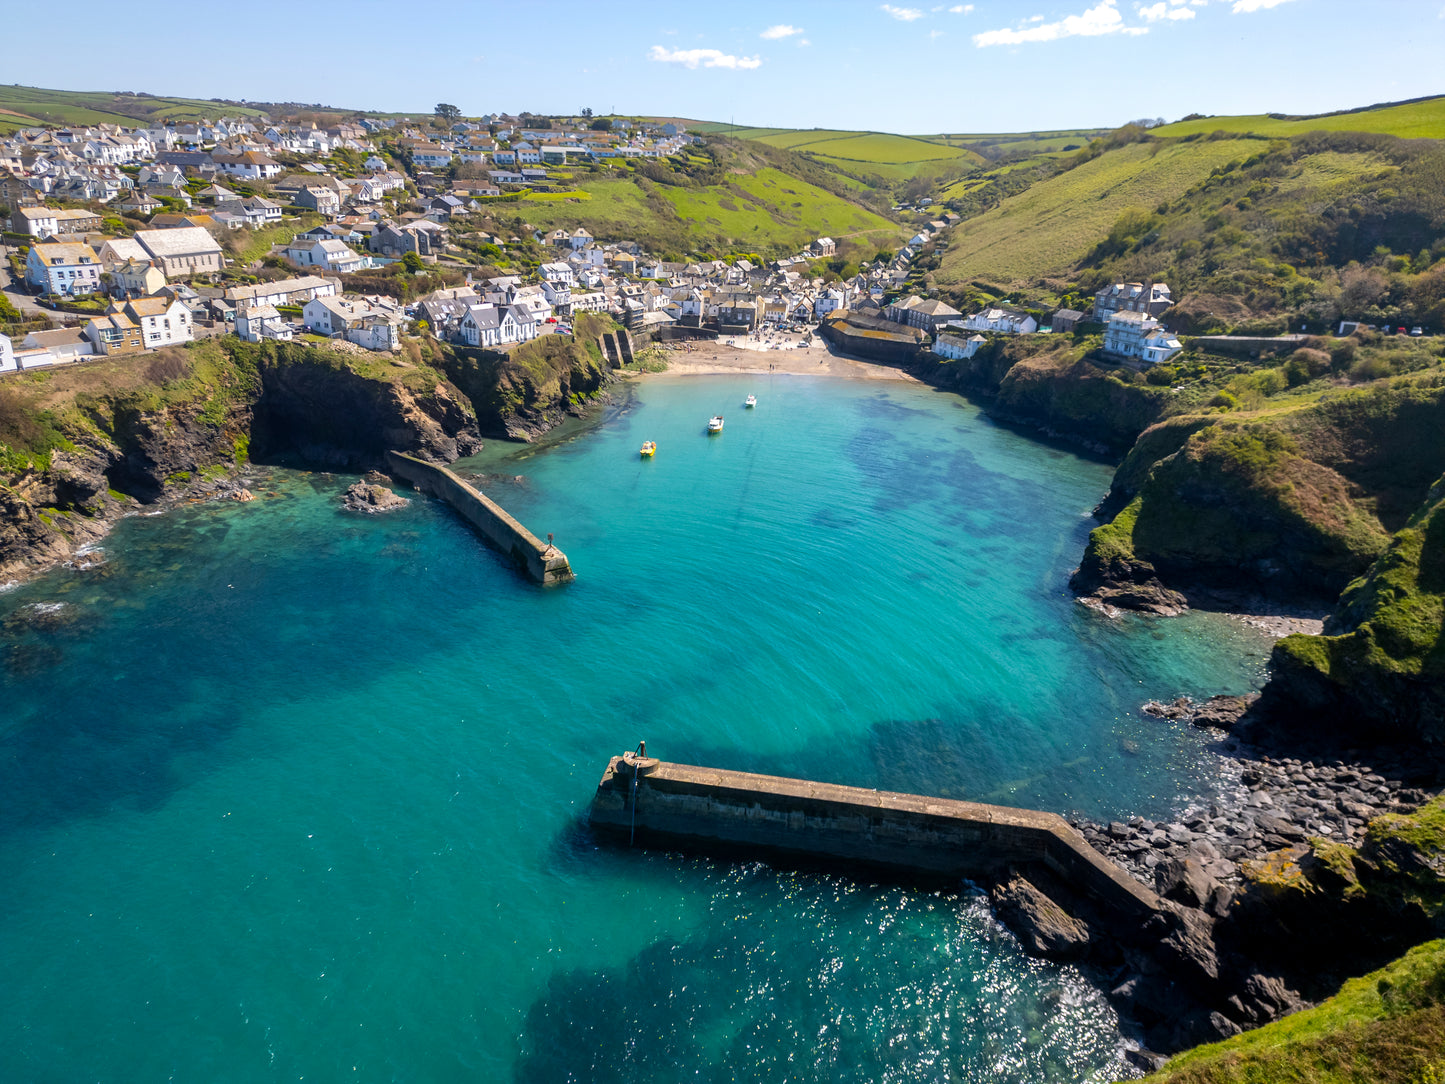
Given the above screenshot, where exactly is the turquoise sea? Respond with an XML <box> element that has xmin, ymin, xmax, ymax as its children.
<box><xmin>0</xmin><ymin>375</ymin><xmax>1272</xmax><ymax>1082</ymax></box>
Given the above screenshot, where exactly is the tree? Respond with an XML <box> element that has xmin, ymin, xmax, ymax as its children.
<box><xmin>580</xmin><ymin>107</ymin><xmax>593</xmax><ymax>119</ymax></box>
<box><xmin>434</xmin><ymin>103</ymin><xmax>462</xmax><ymax>123</ymax></box>
<box><xmin>401</xmin><ymin>251</ymin><xmax>425</xmax><ymax>273</ymax></box>
<box><xmin>589</xmin><ymin>118</ymin><xmax>611</xmax><ymax>132</ymax></box>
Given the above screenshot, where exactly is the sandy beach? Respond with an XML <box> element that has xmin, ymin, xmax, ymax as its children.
<box><xmin>635</xmin><ymin>331</ymin><xmax>920</xmax><ymax>382</ymax></box>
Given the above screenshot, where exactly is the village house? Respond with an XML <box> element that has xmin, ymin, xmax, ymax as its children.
<box><xmin>1051</xmin><ymin>308</ymin><xmax>1086</xmax><ymax>333</ymax></box>
<box><xmin>303</xmin><ymin>295</ymin><xmax>403</xmax><ymax>351</ymax></box>
<box><xmin>458</xmin><ymin>303</ymin><xmax>537</xmax><ymax>348</ymax></box>
<box><xmin>133</xmin><ymin>227</ymin><xmax>223</xmax><ymax>279</ymax></box>
<box><xmin>108</xmin><ymin>296</ymin><xmax>193</xmax><ymax>348</ymax></box>
<box><xmin>83</xmin><ymin>311</ymin><xmax>145</xmax><ymax>356</ymax></box>
<box><xmin>885</xmin><ymin>295</ymin><xmax>963</xmax><ymax>332</ymax></box>
<box><xmin>1093</xmin><ymin>282</ymin><xmax>1172</xmax><ymax>322</ymax></box>
<box><xmin>224</xmin><ymin>275</ymin><xmax>338</xmax><ymax>311</ymax></box>
<box><xmin>0</xmin><ymin>332</ymin><xmax>15</xmax><ymax>373</ymax></box>
<box><xmin>25</xmin><ymin>241</ymin><xmax>102</xmax><ymax>295</ymax></box>
<box><xmin>214</xmin><ymin>195</ymin><xmax>282</xmax><ymax>228</ymax></box>
<box><xmin>933</xmin><ymin>330</ymin><xmax>987</xmax><ymax>360</ymax></box>
<box><xmin>235</xmin><ymin>304</ymin><xmax>295</xmax><ymax>343</ymax></box>
<box><xmin>211</xmin><ymin>150</ymin><xmax>282</xmax><ymax>181</ymax></box>
<box><xmin>810</xmin><ymin>237</ymin><xmax>837</xmax><ymax>258</ymax></box>
<box><xmin>11</xmin><ymin>206</ymin><xmax>103</xmax><ymax>237</ymax></box>
<box><xmin>962</xmin><ymin>306</ymin><xmax>1038</xmax><ymax>335</ymax></box>
<box><xmin>1102</xmin><ymin>310</ymin><xmax>1183</xmax><ymax>365</ymax></box>
<box><xmin>284</xmin><ymin>237</ymin><xmax>364</xmax><ymax>274</ymax></box>
<box><xmin>18</xmin><ymin>327</ymin><xmax>94</xmax><ymax>366</ymax></box>
<box><xmin>110</xmin><ymin>257</ymin><xmax>167</xmax><ymax>298</ymax></box>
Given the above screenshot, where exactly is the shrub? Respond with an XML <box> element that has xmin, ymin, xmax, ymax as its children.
<box><xmin>1350</xmin><ymin>355</ymin><xmax>1395</xmax><ymax>382</ymax></box>
<box><xmin>1209</xmin><ymin>391</ymin><xmax>1239</xmax><ymax>410</ymax></box>
<box><xmin>1284</xmin><ymin>347</ymin><xmax>1331</xmax><ymax>386</ymax></box>
<box><xmin>1146</xmin><ymin>365</ymin><xmax>1176</xmax><ymax>386</ymax></box>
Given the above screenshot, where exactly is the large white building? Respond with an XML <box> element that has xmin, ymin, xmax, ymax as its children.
<box><xmin>1103</xmin><ymin>310</ymin><xmax>1183</xmax><ymax>365</ymax></box>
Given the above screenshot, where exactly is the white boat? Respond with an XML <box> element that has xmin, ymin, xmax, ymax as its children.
<box><xmin>707</xmin><ymin>415</ymin><xmax>724</xmax><ymax>433</ymax></box>
<box><xmin>745</xmin><ymin>395</ymin><xmax>757</xmax><ymax>408</ymax></box>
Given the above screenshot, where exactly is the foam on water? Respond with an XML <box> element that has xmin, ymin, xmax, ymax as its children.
<box><xmin>0</xmin><ymin>376</ymin><xmax>1270</xmax><ymax>1081</ymax></box>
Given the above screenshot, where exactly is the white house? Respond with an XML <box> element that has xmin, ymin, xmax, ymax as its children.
<box><xmin>224</xmin><ymin>275</ymin><xmax>338</xmax><ymax>311</ymax></box>
<box><xmin>933</xmin><ymin>331</ymin><xmax>987</xmax><ymax>360</ymax></box>
<box><xmin>303</xmin><ymin>295</ymin><xmax>403</xmax><ymax>350</ymax></box>
<box><xmin>235</xmin><ymin>304</ymin><xmax>295</xmax><ymax>342</ymax></box>
<box><xmin>1103</xmin><ymin>310</ymin><xmax>1183</xmax><ymax>365</ymax></box>
<box><xmin>211</xmin><ymin>150</ymin><xmax>283</xmax><ymax>181</ymax></box>
<box><xmin>284</xmin><ymin>238</ymin><xmax>364</xmax><ymax>274</ymax></box>
<box><xmin>106</xmin><ymin>296</ymin><xmax>193</xmax><ymax>348</ymax></box>
<box><xmin>458</xmin><ymin>303</ymin><xmax>538</xmax><ymax>348</ymax></box>
<box><xmin>963</xmin><ymin>307</ymin><xmax>1038</xmax><ymax>335</ymax></box>
<box><xmin>537</xmin><ymin>261</ymin><xmax>575</xmax><ymax>288</ymax></box>
<box><xmin>813</xmin><ymin>286</ymin><xmax>847</xmax><ymax>319</ymax></box>
<box><xmin>0</xmin><ymin>332</ymin><xmax>14</xmax><ymax>373</ymax></box>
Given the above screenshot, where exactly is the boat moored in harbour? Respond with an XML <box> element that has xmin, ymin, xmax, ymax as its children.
<box><xmin>640</xmin><ymin>441</ymin><xmax>656</xmax><ymax>457</ymax></box>
<box><xmin>707</xmin><ymin>415</ymin><xmax>724</xmax><ymax>433</ymax></box>
<box><xmin>745</xmin><ymin>395</ymin><xmax>757</xmax><ymax>408</ymax></box>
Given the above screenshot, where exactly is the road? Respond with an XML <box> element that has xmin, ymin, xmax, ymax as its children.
<box><xmin>0</xmin><ymin>244</ymin><xmax>49</xmax><ymax>316</ymax></box>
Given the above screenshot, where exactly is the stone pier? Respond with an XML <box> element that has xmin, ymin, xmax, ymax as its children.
<box><xmin>386</xmin><ymin>451</ymin><xmax>574</xmax><ymax>585</ymax></box>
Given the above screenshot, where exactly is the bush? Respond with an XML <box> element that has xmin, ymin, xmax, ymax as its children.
<box><xmin>1284</xmin><ymin>347</ymin><xmax>1331</xmax><ymax>386</ymax></box>
<box><xmin>1209</xmin><ymin>391</ymin><xmax>1239</xmax><ymax>410</ymax></box>
<box><xmin>1146</xmin><ymin>365</ymin><xmax>1176</xmax><ymax>386</ymax></box>
<box><xmin>1330</xmin><ymin>339</ymin><xmax>1358</xmax><ymax>370</ymax></box>
<box><xmin>1350</xmin><ymin>355</ymin><xmax>1395</xmax><ymax>382</ymax></box>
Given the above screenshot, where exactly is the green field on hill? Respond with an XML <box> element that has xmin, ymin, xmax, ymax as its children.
<box><xmin>506</xmin><ymin>167</ymin><xmax>900</xmax><ymax>257</ymax></box>
<box><xmin>0</xmin><ymin>86</ymin><xmax>268</xmax><ymax>134</ymax></box>
<box><xmin>1153</xmin><ymin>96</ymin><xmax>1445</xmax><ymax>140</ymax></box>
<box><xmin>934</xmin><ymin>139</ymin><xmax>1254</xmax><ymax>286</ymax></box>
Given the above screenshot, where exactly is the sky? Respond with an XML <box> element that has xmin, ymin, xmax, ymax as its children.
<box><xmin>9</xmin><ymin>0</ymin><xmax>1445</xmax><ymax>133</ymax></box>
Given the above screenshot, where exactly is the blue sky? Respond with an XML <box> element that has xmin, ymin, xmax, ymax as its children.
<box><xmin>10</xmin><ymin>0</ymin><xmax>1445</xmax><ymax>132</ymax></box>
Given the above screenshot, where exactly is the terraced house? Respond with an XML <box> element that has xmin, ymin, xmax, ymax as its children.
<box><xmin>132</xmin><ymin>226</ymin><xmax>223</xmax><ymax>279</ymax></box>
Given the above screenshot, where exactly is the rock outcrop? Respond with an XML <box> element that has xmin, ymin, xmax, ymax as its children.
<box><xmin>341</xmin><ymin>481</ymin><xmax>409</xmax><ymax>514</ymax></box>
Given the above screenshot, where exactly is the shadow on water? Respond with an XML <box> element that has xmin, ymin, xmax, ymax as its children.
<box><xmin>509</xmin><ymin>867</ymin><xmax>1131</xmax><ymax>1084</ymax></box>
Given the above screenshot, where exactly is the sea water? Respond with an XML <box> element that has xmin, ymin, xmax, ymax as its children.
<box><xmin>0</xmin><ymin>376</ymin><xmax>1272</xmax><ymax>1082</ymax></box>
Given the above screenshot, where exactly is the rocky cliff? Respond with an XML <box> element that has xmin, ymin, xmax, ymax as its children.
<box><xmin>1071</xmin><ymin>381</ymin><xmax>1445</xmax><ymax>615</ymax></box>
<box><xmin>1262</xmin><ymin>475</ymin><xmax>1445</xmax><ymax>744</ymax></box>
<box><xmin>0</xmin><ymin>338</ymin><xmax>482</xmax><ymax>585</ymax></box>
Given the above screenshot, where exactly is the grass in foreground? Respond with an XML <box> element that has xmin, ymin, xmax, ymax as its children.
<box><xmin>1142</xmin><ymin>939</ymin><xmax>1445</xmax><ymax>1084</ymax></box>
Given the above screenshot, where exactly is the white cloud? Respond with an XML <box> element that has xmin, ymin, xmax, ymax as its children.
<box><xmin>1231</xmin><ymin>0</ymin><xmax>1296</xmax><ymax>10</ymax></box>
<box><xmin>930</xmin><ymin>28</ymin><xmax>946</xmax><ymax>38</ymax></box>
<box><xmin>1139</xmin><ymin>0</ymin><xmax>1196</xmax><ymax>17</ymax></box>
<box><xmin>973</xmin><ymin>1</ymin><xmax>1147</xmax><ymax>45</ymax></box>
<box><xmin>949</xmin><ymin>3</ymin><xmax>974</xmax><ymax>10</ymax></box>
<box><xmin>648</xmin><ymin>45</ymin><xmax>763</xmax><ymax>69</ymax></box>
<box><xmin>881</xmin><ymin>4</ymin><xmax>926</xmax><ymax>20</ymax></box>
<box><xmin>760</xmin><ymin>24</ymin><xmax>803</xmax><ymax>39</ymax></box>
<box><xmin>799</xmin><ymin>37</ymin><xmax>812</xmax><ymax>45</ymax></box>
<box><xmin>1029</xmin><ymin>13</ymin><xmax>1045</xmax><ymax>20</ymax></box>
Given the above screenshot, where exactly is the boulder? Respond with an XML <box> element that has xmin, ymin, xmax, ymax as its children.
<box><xmin>1156</xmin><ymin>857</ymin><xmax>1218</xmax><ymax>910</ymax></box>
<box><xmin>342</xmin><ymin>482</ymin><xmax>410</xmax><ymax>515</ymax></box>
<box><xmin>990</xmin><ymin>875</ymin><xmax>1092</xmax><ymax>960</ymax></box>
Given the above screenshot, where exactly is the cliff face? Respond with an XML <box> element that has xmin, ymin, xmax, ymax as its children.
<box><xmin>1264</xmin><ymin>476</ymin><xmax>1445</xmax><ymax>743</ymax></box>
<box><xmin>251</xmin><ymin>346</ymin><xmax>481</xmax><ymax>467</ymax></box>
<box><xmin>0</xmin><ymin>339</ymin><xmax>482</xmax><ymax>585</ymax></box>
<box><xmin>915</xmin><ymin>337</ymin><xmax>1172</xmax><ymax>452</ymax></box>
<box><xmin>1072</xmin><ymin>382</ymin><xmax>1445</xmax><ymax>615</ymax></box>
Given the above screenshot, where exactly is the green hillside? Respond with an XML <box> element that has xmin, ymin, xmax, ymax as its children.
<box><xmin>934</xmin><ymin>138</ymin><xmax>1249</xmax><ymax>287</ymax></box>
<box><xmin>1142</xmin><ymin>938</ymin><xmax>1445</xmax><ymax>1084</ymax></box>
<box><xmin>1154</xmin><ymin>95</ymin><xmax>1445</xmax><ymax>140</ymax></box>
<box><xmin>0</xmin><ymin>85</ymin><xmax>269</xmax><ymax>134</ymax></box>
<box><xmin>511</xmin><ymin>166</ymin><xmax>899</xmax><ymax>258</ymax></box>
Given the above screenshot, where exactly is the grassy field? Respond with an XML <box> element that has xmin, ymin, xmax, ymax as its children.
<box><xmin>512</xmin><ymin>168</ymin><xmax>901</xmax><ymax>256</ymax></box>
<box><xmin>0</xmin><ymin>85</ymin><xmax>268</xmax><ymax>134</ymax></box>
<box><xmin>1153</xmin><ymin>95</ymin><xmax>1445</xmax><ymax>140</ymax></box>
<box><xmin>934</xmin><ymin>139</ymin><xmax>1256</xmax><ymax>286</ymax></box>
<box><xmin>742</xmin><ymin>129</ymin><xmax>983</xmax><ymax>181</ymax></box>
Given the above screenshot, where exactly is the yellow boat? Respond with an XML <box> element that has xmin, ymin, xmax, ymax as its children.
<box><xmin>640</xmin><ymin>441</ymin><xmax>656</xmax><ymax>457</ymax></box>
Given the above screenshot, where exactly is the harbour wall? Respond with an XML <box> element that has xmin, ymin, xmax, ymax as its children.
<box><xmin>589</xmin><ymin>756</ymin><xmax>1161</xmax><ymax>925</ymax></box>
<box><xmin>386</xmin><ymin>451</ymin><xmax>574</xmax><ymax>585</ymax></box>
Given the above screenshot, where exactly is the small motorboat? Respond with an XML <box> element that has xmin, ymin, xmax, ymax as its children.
<box><xmin>707</xmin><ymin>415</ymin><xmax>724</xmax><ymax>433</ymax></box>
<box><xmin>745</xmin><ymin>395</ymin><xmax>757</xmax><ymax>408</ymax></box>
<box><xmin>640</xmin><ymin>441</ymin><xmax>656</xmax><ymax>457</ymax></box>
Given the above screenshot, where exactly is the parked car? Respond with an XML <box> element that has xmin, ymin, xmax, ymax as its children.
<box><xmin>1411</xmin><ymin>326</ymin><xmax>1424</xmax><ymax>336</ymax></box>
